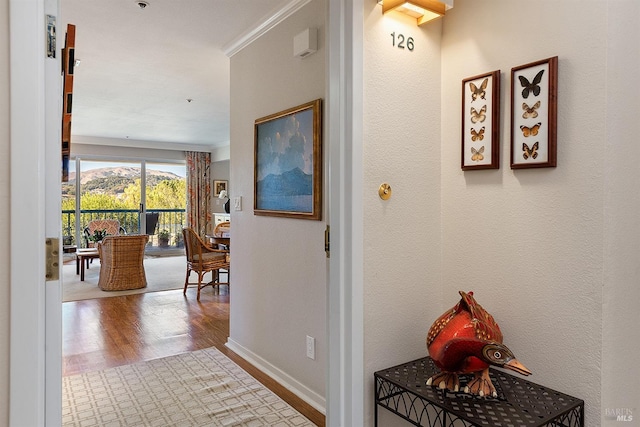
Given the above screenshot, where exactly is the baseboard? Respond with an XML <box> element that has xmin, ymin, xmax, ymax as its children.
<box><xmin>225</xmin><ymin>338</ymin><xmax>326</xmax><ymax>415</ymax></box>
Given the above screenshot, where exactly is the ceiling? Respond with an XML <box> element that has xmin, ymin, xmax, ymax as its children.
<box><xmin>61</xmin><ymin>0</ymin><xmax>286</xmax><ymax>151</ymax></box>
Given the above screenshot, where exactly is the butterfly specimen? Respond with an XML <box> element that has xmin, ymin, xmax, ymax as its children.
<box><xmin>522</xmin><ymin>101</ymin><xmax>541</xmax><ymax>119</ymax></box>
<box><xmin>471</xmin><ymin>146</ymin><xmax>485</xmax><ymax>162</ymax></box>
<box><xmin>522</xmin><ymin>142</ymin><xmax>539</xmax><ymax>160</ymax></box>
<box><xmin>469</xmin><ymin>78</ymin><xmax>488</xmax><ymax>101</ymax></box>
<box><xmin>520</xmin><ymin>122</ymin><xmax>541</xmax><ymax>137</ymax></box>
<box><xmin>471</xmin><ymin>127</ymin><xmax>485</xmax><ymax>141</ymax></box>
<box><xmin>470</xmin><ymin>105</ymin><xmax>487</xmax><ymax>123</ymax></box>
<box><xmin>519</xmin><ymin>69</ymin><xmax>545</xmax><ymax>98</ymax></box>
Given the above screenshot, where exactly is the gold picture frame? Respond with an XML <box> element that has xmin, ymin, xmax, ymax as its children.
<box><xmin>214</xmin><ymin>180</ymin><xmax>228</xmax><ymax>197</ymax></box>
<box><xmin>254</xmin><ymin>99</ymin><xmax>322</xmax><ymax>220</ymax></box>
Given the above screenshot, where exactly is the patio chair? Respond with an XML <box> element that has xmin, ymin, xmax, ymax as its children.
<box><xmin>97</xmin><ymin>235</ymin><xmax>148</xmax><ymax>291</ymax></box>
<box><xmin>83</xmin><ymin>219</ymin><xmax>126</xmax><ymax>248</ymax></box>
<box><xmin>183</xmin><ymin>227</ymin><xmax>229</xmax><ymax>300</ymax></box>
<box><xmin>145</xmin><ymin>212</ymin><xmax>160</xmax><ymax>235</ymax></box>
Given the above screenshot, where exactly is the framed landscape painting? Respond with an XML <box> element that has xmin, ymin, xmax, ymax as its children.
<box><xmin>254</xmin><ymin>99</ymin><xmax>322</xmax><ymax>220</ymax></box>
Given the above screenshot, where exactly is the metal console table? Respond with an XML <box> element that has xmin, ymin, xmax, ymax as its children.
<box><xmin>374</xmin><ymin>357</ymin><xmax>584</xmax><ymax>427</ymax></box>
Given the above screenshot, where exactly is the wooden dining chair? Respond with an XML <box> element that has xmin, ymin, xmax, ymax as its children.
<box><xmin>182</xmin><ymin>227</ymin><xmax>230</xmax><ymax>300</ymax></box>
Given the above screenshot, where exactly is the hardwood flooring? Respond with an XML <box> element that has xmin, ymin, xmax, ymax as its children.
<box><xmin>62</xmin><ymin>287</ymin><xmax>325</xmax><ymax>426</ymax></box>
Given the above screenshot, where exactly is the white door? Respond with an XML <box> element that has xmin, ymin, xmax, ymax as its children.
<box><xmin>9</xmin><ymin>0</ymin><xmax>63</xmax><ymax>424</ymax></box>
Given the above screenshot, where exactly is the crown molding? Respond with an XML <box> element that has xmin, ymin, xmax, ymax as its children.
<box><xmin>223</xmin><ymin>0</ymin><xmax>312</xmax><ymax>57</ymax></box>
<box><xmin>72</xmin><ymin>135</ymin><xmax>218</xmax><ymax>153</ymax></box>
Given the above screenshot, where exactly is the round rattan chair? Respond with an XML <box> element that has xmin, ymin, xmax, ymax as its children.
<box><xmin>97</xmin><ymin>235</ymin><xmax>148</xmax><ymax>291</ymax></box>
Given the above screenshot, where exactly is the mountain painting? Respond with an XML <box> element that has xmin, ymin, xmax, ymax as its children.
<box><xmin>254</xmin><ymin>99</ymin><xmax>322</xmax><ymax>220</ymax></box>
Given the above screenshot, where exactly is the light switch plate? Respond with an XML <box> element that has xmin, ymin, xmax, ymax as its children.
<box><xmin>233</xmin><ymin>196</ymin><xmax>242</xmax><ymax>211</ymax></box>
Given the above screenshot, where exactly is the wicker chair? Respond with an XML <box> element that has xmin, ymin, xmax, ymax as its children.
<box><xmin>97</xmin><ymin>235</ymin><xmax>148</xmax><ymax>291</ymax></box>
<box><xmin>183</xmin><ymin>227</ymin><xmax>229</xmax><ymax>300</ymax></box>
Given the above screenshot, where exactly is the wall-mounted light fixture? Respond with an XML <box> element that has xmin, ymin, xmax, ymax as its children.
<box><xmin>379</xmin><ymin>0</ymin><xmax>453</xmax><ymax>25</ymax></box>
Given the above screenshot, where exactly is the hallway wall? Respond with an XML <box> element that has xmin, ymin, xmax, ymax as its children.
<box><xmin>0</xmin><ymin>0</ymin><xmax>10</xmax><ymax>423</ymax></box>
<box><xmin>228</xmin><ymin>0</ymin><xmax>327</xmax><ymax>412</ymax></box>
<box><xmin>363</xmin><ymin>1</ymin><xmax>639</xmax><ymax>426</ymax></box>
<box><xmin>440</xmin><ymin>1</ymin><xmax>605</xmax><ymax>423</ymax></box>
<box><xmin>362</xmin><ymin>4</ymin><xmax>444</xmax><ymax>426</ymax></box>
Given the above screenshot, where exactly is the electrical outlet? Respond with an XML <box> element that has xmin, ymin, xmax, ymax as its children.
<box><xmin>306</xmin><ymin>335</ymin><xmax>315</xmax><ymax>360</ymax></box>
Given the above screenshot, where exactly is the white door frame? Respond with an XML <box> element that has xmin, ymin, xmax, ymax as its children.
<box><xmin>9</xmin><ymin>0</ymin><xmax>62</xmax><ymax>424</ymax></box>
<box><xmin>326</xmin><ymin>0</ymin><xmax>364</xmax><ymax>425</ymax></box>
<box><xmin>8</xmin><ymin>0</ymin><xmax>364</xmax><ymax>425</ymax></box>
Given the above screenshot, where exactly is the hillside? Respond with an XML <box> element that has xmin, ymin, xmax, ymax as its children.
<box><xmin>62</xmin><ymin>167</ymin><xmax>184</xmax><ymax>197</ymax></box>
<box><xmin>68</xmin><ymin>166</ymin><xmax>180</xmax><ymax>185</ymax></box>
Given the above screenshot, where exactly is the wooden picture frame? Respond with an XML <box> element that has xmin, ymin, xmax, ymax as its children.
<box><xmin>254</xmin><ymin>99</ymin><xmax>322</xmax><ymax>220</ymax></box>
<box><xmin>61</xmin><ymin>24</ymin><xmax>76</xmax><ymax>182</ymax></box>
<box><xmin>214</xmin><ymin>180</ymin><xmax>228</xmax><ymax>197</ymax></box>
<box><xmin>461</xmin><ymin>70</ymin><xmax>500</xmax><ymax>170</ymax></box>
<box><xmin>511</xmin><ymin>56</ymin><xmax>558</xmax><ymax>169</ymax></box>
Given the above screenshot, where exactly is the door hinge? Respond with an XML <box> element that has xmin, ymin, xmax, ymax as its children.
<box><xmin>45</xmin><ymin>238</ymin><xmax>60</xmax><ymax>281</ymax></box>
<box><xmin>324</xmin><ymin>225</ymin><xmax>330</xmax><ymax>258</ymax></box>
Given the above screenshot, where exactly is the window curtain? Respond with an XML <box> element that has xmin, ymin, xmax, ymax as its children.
<box><xmin>186</xmin><ymin>151</ymin><xmax>212</xmax><ymax>237</ymax></box>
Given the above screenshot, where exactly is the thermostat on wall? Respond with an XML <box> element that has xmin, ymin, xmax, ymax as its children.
<box><xmin>293</xmin><ymin>28</ymin><xmax>317</xmax><ymax>59</ymax></box>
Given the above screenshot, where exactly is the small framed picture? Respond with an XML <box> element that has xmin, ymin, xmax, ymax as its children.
<box><xmin>461</xmin><ymin>70</ymin><xmax>500</xmax><ymax>170</ymax></box>
<box><xmin>511</xmin><ymin>56</ymin><xmax>558</xmax><ymax>169</ymax></box>
<box><xmin>214</xmin><ymin>180</ymin><xmax>228</xmax><ymax>197</ymax></box>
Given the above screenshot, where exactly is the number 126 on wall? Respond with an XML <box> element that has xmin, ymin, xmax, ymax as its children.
<box><xmin>391</xmin><ymin>32</ymin><xmax>414</xmax><ymax>51</ymax></box>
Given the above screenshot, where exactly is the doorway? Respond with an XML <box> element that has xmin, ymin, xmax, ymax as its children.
<box><xmin>8</xmin><ymin>0</ymin><xmax>363</xmax><ymax>425</ymax></box>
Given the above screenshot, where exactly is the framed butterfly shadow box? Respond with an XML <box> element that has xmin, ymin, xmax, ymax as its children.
<box><xmin>461</xmin><ymin>70</ymin><xmax>500</xmax><ymax>170</ymax></box>
<box><xmin>511</xmin><ymin>56</ymin><xmax>558</xmax><ymax>169</ymax></box>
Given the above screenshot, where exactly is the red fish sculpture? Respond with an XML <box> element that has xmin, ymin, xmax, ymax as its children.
<box><xmin>426</xmin><ymin>291</ymin><xmax>531</xmax><ymax>397</ymax></box>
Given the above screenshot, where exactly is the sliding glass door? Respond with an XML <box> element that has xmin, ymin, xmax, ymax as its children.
<box><xmin>145</xmin><ymin>161</ymin><xmax>187</xmax><ymax>248</ymax></box>
<box><xmin>62</xmin><ymin>158</ymin><xmax>186</xmax><ymax>250</ymax></box>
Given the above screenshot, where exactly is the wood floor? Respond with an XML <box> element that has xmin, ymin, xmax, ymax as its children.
<box><xmin>62</xmin><ymin>286</ymin><xmax>325</xmax><ymax>426</ymax></box>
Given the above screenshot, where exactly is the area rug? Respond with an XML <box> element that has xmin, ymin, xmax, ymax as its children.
<box><xmin>62</xmin><ymin>255</ymin><xmax>188</xmax><ymax>302</ymax></box>
<box><xmin>62</xmin><ymin>347</ymin><xmax>314</xmax><ymax>427</ymax></box>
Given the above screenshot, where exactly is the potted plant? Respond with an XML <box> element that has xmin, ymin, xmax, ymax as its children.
<box><xmin>173</xmin><ymin>232</ymin><xmax>184</xmax><ymax>248</ymax></box>
<box><xmin>88</xmin><ymin>229</ymin><xmax>109</xmax><ymax>247</ymax></box>
<box><xmin>158</xmin><ymin>229</ymin><xmax>170</xmax><ymax>247</ymax></box>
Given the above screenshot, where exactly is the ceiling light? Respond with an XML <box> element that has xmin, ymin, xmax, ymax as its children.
<box><xmin>379</xmin><ymin>0</ymin><xmax>453</xmax><ymax>25</ymax></box>
<box><xmin>136</xmin><ymin>1</ymin><xmax>149</xmax><ymax>10</ymax></box>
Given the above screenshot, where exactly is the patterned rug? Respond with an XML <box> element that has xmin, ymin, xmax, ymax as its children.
<box><xmin>62</xmin><ymin>347</ymin><xmax>314</xmax><ymax>427</ymax></box>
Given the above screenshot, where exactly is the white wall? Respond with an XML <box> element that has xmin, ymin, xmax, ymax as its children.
<box><xmin>441</xmin><ymin>1</ymin><xmax>605</xmax><ymax>424</ymax></box>
<box><xmin>362</xmin><ymin>3</ymin><xmax>443</xmax><ymax>426</ymax></box>
<box><xmin>228</xmin><ymin>0</ymin><xmax>327</xmax><ymax>412</ymax></box>
<box><xmin>364</xmin><ymin>1</ymin><xmax>639</xmax><ymax>426</ymax></box>
<box><xmin>602</xmin><ymin>1</ymin><xmax>640</xmax><ymax>422</ymax></box>
<box><xmin>212</xmin><ymin>160</ymin><xmax>229</xmax><ymax>214</ymax></box>
<box><xmin>0</xmin><ymin>0</ymin><xmax>9</xmax><ymax>423</ymax></box>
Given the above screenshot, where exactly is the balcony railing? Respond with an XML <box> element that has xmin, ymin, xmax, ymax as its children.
<box><xmin>62</xmin><ymin>208</ymin><xmax>186</xmax><ymax>249</ymax></box>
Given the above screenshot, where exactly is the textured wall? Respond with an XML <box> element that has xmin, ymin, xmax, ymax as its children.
<box><xmin>362</xmin><ymin>4</ymin><xmax>444</xmax><ymax>426</ymax></box>
<box><xmin>602</xmin><ymin>1</ymin><xmax>640</xmax><ymax>423</ymax></box>
<box><xmin>361</xmin><ymin>0</ymin><xmax>637</xmax><ymax>426</ymax></box>
<box><xmin>0</xmin><ymin>0</ymin><xmax>10</xmax><ymax>423</ymax></box>
<box><xmin>228</xmin><ymin>0</ymin><xmax>327</xmax><ymax>407</ymax></box>
<box><xmin>440</xmin><ymin>1</ymin><xmax>605</xmax><ymax>424</ymax></box>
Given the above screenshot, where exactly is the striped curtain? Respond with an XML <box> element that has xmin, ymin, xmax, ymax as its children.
<box><xmin>186</xmin><ymin>151</ymin><xmax>212</xmax><ymax>237</ymax></box>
